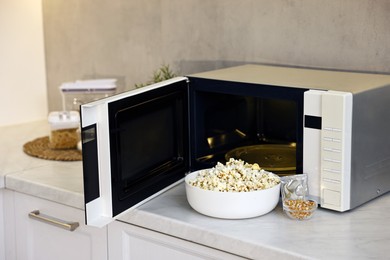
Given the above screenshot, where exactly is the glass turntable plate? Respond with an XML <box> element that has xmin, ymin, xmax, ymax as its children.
<box><xmin>225</xmin><ymin>144</ymin><xmax>296</xmax><ymax>172</ymax></box>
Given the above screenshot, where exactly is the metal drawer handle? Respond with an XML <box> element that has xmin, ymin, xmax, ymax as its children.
<box><xmin>28</xmin><ymin>210</ymin><xmax>79</xmax><ymax>231</ymax></box>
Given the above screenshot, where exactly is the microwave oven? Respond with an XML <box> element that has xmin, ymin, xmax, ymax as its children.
<box><xmin>81</xmin><ymin>64</ymin><xmax>390</xmax><ymax>227</ymax></box>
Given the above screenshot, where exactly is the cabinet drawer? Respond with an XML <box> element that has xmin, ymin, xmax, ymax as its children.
<box><xmin>109</xmin><ymin>220</ymin><xmax>246</xmax><ymax>260</ymax></box>
<box><xmin>9</xmin><ymin>191</ymin><xmax>107</xmax><ymax>260</ymax></box>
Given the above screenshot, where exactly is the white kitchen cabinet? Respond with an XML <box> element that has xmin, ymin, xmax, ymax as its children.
<box><xmin>108</xmin><ymin>220</ymin><xmax>246</xmax><ymax>260</ymax></box>
<box><xmin>6</xmin><ymin>191</ymin><xmax>107</xmax><ymax>260</ymax></box>
<box><xmin>0</xmin><ymin>189</ymin><xmax>5</xmax><ymax>260</ymax></box>
<box><xmin>2</xmin><ymin>189</ymin><xmax>16</xmax><ymax>260</ymax></box>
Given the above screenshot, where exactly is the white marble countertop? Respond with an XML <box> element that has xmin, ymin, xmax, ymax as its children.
<box><xmin>0</xmin><ymin>121</ymin><xmax>84</xmax><ymax>209</ymax></box>
<box><xmin>119</xmin><ymin>183</ymin><xmax>390</xmax><ymax>260</ymax></box>
<box><xmin>2</xmin><ymin>121</ymin><xmax>390</xmax><ymax>259</ymax></box>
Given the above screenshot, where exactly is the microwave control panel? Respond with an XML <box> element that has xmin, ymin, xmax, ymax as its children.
<box><xmin>320</xmin><ymin>91</ymin><xmax>353</xmax><ymax>211</ymax></box>
<box><xmin>304</xmin><ymin>90</ymin><xmax>352</xmax><ymax>211</ymax></box>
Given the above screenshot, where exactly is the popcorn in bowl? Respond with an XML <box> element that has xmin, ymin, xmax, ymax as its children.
<box><xmin>188</xmin><ymin>158</ymin><xmax>280</xmax><ymax>192</ymax></box>
<box><xmin>185</xmin><ymin>158</ymin><xmax>281</xmax><ymax>219</ymax></box>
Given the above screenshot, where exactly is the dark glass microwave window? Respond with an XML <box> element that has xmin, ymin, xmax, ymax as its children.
<box><xmin>109</xmin><ymin>87</ymin><xmax>188</xmax><ymax>205</ymax></box>
<box><xmin>117</xmin><ymin>104</ymin><xmax>175</xmax><ymax>182</ymax></box>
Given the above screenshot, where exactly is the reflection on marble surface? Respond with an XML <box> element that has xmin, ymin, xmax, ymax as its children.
<box><xmin>118</xmin><ymin>183</ymin><xmax>390</xmax><ymax>260</ymax></box>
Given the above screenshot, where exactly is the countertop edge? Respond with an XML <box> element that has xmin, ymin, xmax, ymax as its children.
<box><xmin>5</xmin><ymin>173</ymin><xmax>84</xmax><ymax>210</ymax></box>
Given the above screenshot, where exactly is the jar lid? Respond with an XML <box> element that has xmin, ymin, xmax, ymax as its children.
<box><xmin>60</xmin><ymin>79</ymin><xmax>117</xmax><ymax>93</ymax></box>
<box><xmin>48</xmin><ymin>111</ymin><xmax>80</xmax><ymax>130</ymax></box>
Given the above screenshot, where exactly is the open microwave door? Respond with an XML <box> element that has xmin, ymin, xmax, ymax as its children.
<box><xmin>81</xmin><ymin>77</ymin><xmax>190</xmax><ymax>227</ymax></box>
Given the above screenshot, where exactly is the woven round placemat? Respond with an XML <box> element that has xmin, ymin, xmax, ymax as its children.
<box><xmin>23</xmin><ymin>136</ymin><xmax>82</xmax><ymax>161</ymax></box>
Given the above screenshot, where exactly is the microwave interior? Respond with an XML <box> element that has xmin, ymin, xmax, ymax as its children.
<box><xmin>106</xmin><ymin>77</ymin><xmax>307</xmax><ymax>216</ymax></box>
<box><xmin>189</xmin><ymin>77</ymin><xmax>306</xmax><ymax>175</ymax></box>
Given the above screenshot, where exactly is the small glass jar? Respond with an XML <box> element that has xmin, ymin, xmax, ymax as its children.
<box><xmin>280</xmin><ymin>174</ymin><xmax>318</xmax><ymax>220</ymax></box>
<box><xmin>48</xmin><ymin>111</ymin><xmax>80</xmax><ymax>149</ymax></box>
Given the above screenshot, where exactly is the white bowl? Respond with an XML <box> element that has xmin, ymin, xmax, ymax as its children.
<box><xmin>185</xmin><ymin>170</ymin><xmax>281</xmax><ymax>219</ymax></box>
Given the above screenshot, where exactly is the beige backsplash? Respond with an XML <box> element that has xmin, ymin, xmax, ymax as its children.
<box><xmin>42</xmin><ymin>0</ymin><xmax>390</xmax><ymax>111</ymax></box>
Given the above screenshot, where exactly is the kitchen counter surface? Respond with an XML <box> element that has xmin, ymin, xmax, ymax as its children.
<box><xmin>119</xmin><ymin>183</ymin><xmax>390</xmax><ymax>259</ymax></box>
<box><xmin>0</xmin><ymin>121</ymin><xmax>84</xmax><ymax>209</ymax></box>
<box><xmin>2</xmin><ymin>121</ymin><xmax>390</xmax><ymax>259</ymax></box>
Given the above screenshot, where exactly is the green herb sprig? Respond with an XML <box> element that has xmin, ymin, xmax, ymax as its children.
<box><xmin>135</xmin><ymin>64</ymin><xmax>177</xmax><ymax>88</ymax></box>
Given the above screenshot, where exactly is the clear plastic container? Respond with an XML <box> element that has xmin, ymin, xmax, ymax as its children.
<box><xmin>48</xmin><ymin>111</ymin><xmax>80</xmax><ymax>149</ymax></box>
<box><xmin>280</xmin><ymin>174</ymin><xmax>309</xmax><ymax>201</ymax></box>
<box><xmin>60</xmin><ymin>79</ymin><xmax>117</xmax><ymax>111</ymax></box>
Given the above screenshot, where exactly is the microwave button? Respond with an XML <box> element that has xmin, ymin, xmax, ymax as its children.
<box><xmin>323</xmin><ymin>140</ymin><xmax>342</xmax><ymax>150</ymax></box>
<box><xmin>323</xmin><ymin>158</ymin><xmax>341</xmax><ymax>164</ymax></box>
<box><xmin>322</xmin><ymin>130</ymin><xmax>343</xmax><ymax>140</ymax></box>
<box><xmin>323</xmin><ymin>126</ymin><xmax>343</xmax><ymax>132</ymax></box>
<box><xmin>322</xmin><ymin>178</ymin><xmax>341</xmax><ymax>184</ymax></box>
<box><xmin>323</xmin><ymin>168</ymin><xmax>341</xmax><ymax>174</ymax></box>
<box><xmin>322</xmin><ymin>172</ymin><xmax>341</xmax><ymax>182</ymax></box>
<box><xmin>332</xmin><ymin>148</ymin><xmax>341</xmax><ymax>153</ymax></box>
<box><xmin>322</xmin><ymin>177</ymin><xmax>341</xmax><ymax>189</ymax></box>
<box><xmin>321</xmin><ymin>178</ymin><xmax>341</xmax><ymax>191</ymax></box>
<box><xmin>323</xmin><ymin>147</ymin><xmax>341</xmax><ymax>153</ymax></box>
<box><xmin>322</xmin><ymin>150</ymin><xmax>341</xmax><ymax>161</ymax></box>
<box><xmin>322</xmin><ymin>189</ymin><xmax>341</xmax><ymax>206</ymax></box>
<box><xmin>323</xmin><ymin>137</ymin><xmax>333</xmax><ymax>142</ymax></box>
<box><xmin>322</xmin><ymin>126</ymin><xmax>343</xmax><ymax>137</ymax></box>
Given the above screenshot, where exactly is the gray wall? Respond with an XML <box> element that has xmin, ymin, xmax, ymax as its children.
<box><xmin>43</xmin><ymin>0</ymin><xmax>390</xmax><ymax>111</ymax></box>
